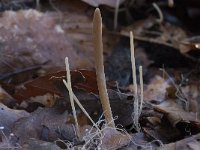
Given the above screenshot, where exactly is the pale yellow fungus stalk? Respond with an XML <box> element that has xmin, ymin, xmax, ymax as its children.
<box><xmin>93</xmin><ymin>8</ymin><xmax>115</xmax><ymax>128</ymax></box>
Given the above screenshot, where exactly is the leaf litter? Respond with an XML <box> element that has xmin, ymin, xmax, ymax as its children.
<box><xmin>0</xmin><ymin>0</ymin><xmax>200</xmax><ymax>149</ymax></box>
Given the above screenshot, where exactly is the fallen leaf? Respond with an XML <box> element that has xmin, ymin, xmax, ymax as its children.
<box><xmin>0</xmin><ymin>0</ymin><xmax>35</xmax><ymax>11</ymax></box>
<box><xmin>120</xmin><ymin>16</ymin><xmax>187</xmax><ymax>50</ymax></box>
<box><xmin>0</xmin><ymin>103</ymin><xmax>29</xmax><ymax>136</ymax></box>
<box><xmin>12</xmin><ymin>107</ymin><xmax>76</xmax><ymax>144</ymax></box>
<box><xmin>154</xmin><ymin>105</ymin><xmax>200</xmax><ymax>136</ymax></box>
<box><xmin>144</xmin><ymin>75</ymin><xmax>170</xmax><ymax>103</ymax></box>
<box><xmin>7</xmin><ymin>70</ymin><xmax>97</xmax><ymax>103</ymax></box>
<box><xmin>21</xmin><ymin>139</ymin><xmax>62</xmax><ymax>150</ymax></box>
<box><xmin>159</xmin><ymin>133</ymin><xmax>200</xmax><ymax>150</ymax></box>
<box><xmin>0</xmin><ymin>9</ymin><xmax>91</xmax><ymax>83</ymax></box>
<box><xmin>100</xmin><ymin>128</ymin><xmax>131</xmax><ymax>149</ymax></box>
<box><xmin>0</xmin><ymin>86</ymin><xmax>15</xmax><ymax>107</ymax></box>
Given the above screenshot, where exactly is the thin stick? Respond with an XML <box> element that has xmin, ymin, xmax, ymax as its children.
<box><xmin>139</xmin><ymin>66</ymin><xmax>143</xmax><ymax>116</ymax></box>
<box><xmin>93</xmin><ymin>8</ymin><xmax>115</xmax><ymax>128</ymax></box>
<box><xmin>65</xmin><ymin>57</ymin><xmax>80</xmax><ymax>138</ymax></box>
<box><xmin>114</xmin><ymin>0</ymin><xmax>120</xmax><ymax>30</ymax></box>
<box><xmin>63</xmin><ymin>79</ymin><xmax>100</xmax><ymax>131</ymax></box>
<box><xmin>152</xmin><ymin>3</ymin><xmax>163</xmax><ymax>23</ymax></box>
<box><xmin>130</xmin><ymin>31</ymin><xmax>140</xmax><ymax>131</ymax></box>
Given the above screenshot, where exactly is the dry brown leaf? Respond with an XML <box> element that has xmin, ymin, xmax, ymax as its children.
<box><xmin>0</xmin><ymin>1</ymin><xmax>121</xmax><ymax>84</ymax></box>
<box><xmin>0</xmin><ymin>9</ymin><xmax>92</xmax><ymax>80</ymax></box>
<box><xmin>0</xmin><ymin>86</ymin><xmax>15</xmax><ymax>107</ymax></box>
<box><xmin>144</xmin><ymin>75</ymin><xmax>170</xmax><ymax>103</ymax></box>
<box><xmin>181</xmin><ymin>84</ymin><xmax>200</xmax><ymax>115</ymax></box>
<box><xmin>120</xmin><ymin>16</ymin><xmax>187</xmax><ymax>50</ymax></box>
<box><xmin>0</xmin><ymin>103</ymin><xmax>29</xmax><ymax>136</ymax></box>
<box><xmin>100</xmin><ymin>128</ymin><xmax>131</xmax><ymax>149</ymax></box>
<box><xmin>4</xmin><ymin>70</ymin><xmax>98</xmax><ymax>103</ymax></box>
<box><xmin>2</xmin><ymin>69</ymin><xmax>134</xmax><ymax>126</ymax></box>
<box><xmin>12</xmin><ymin>107</ymin><xmax>76</xmax><ymax>144</ymax></box>
<box><xmin>159</xmin><ymin>133</ymin><xmax>200</xmax><ymax>150</ymax></box>
<box><xmin>155</xmin><ymin>104</ymin><xmax>199</xmax><ymax>127</ymax></box>
<box><xmin>21</xmin><ymin>139</ymin><xmax>62</xmax><ymax>150</ymax></box>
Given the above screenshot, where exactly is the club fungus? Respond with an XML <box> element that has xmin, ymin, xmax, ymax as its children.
<box><xmin>93</xmin><ymin>8</ymin><xmax>115</xmax><ymax>128</ymax></box>
<box><xmin>130</xmin><ymin>32</ymin><xmax>144</xmax><ymax>132</ymax></box>
<box><xmin>64</xmin><ymin>57</ymin><xmax>80</xmax><ymax>138</ymax></box>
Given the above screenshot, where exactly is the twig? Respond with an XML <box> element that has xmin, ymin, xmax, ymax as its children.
<box><xmin>93</xmin><ymin>8</ymin><xmax>115</xmax><ymax>128</ymax></box>
<box><xmin>114</xmin><ymin>0</ymin><xmax>120</xmax><ymax>30</ymax></box>
<box><xmin>65</xmin><ymin>57</ymin><xmax>80</xmax><ymax>138</ymax></box>
<box><xmin>152</xmin><ymin>2</ymin><xmax>164</xmax><ymax>23</ymax></box>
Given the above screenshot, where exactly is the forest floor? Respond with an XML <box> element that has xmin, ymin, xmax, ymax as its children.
<box><xmin>0</xmin><ymin>0</ymin><xmax>200</xmax><ymax>149</ymax></box>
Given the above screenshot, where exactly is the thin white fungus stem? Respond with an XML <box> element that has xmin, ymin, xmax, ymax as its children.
<box><xmin>130</xmin><ymin>31</ymin><xmax>140</xmax><ymax>131</ymax></box>
<box><xmin>139</xmin><ymin>66</ymin><xmax>143</xmax><ymax>116</ymax></box>
<box><xmin>65</xmin><ymin>57</ymin><xmax>80</xmax><ymax>138</ymax></box>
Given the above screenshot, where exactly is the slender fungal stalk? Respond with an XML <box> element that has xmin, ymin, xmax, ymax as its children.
<box><xmin>139</xmin><ymin>66</ymin><xmax>143</xmax><ymax>116</ymax></box>
<box><xmin>130</xmin><ymin>31</ymin><xmax>140</xmax><ymax>131</ymax></box>
<box><xmin>93</xmin><ymin>8</ymin><xmax>115</xmax><ymax>128</ymax></box>
<box><xmin>65</xmin><ymin>57</ymin><xmax>80</xmax><ymax>138</ymax></box>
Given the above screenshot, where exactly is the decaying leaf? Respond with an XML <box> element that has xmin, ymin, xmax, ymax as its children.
<box><xmin>6</xmin><ymin>70</ymin><xmax>97</xmax><ymax>103</ymax></box>
<box><xmin>2</xmin><ymin>69</ymin><xmax>134</xmax><ymax>126</ymax></box>
<box><xmin>159</xmin><ymin>133</ymin><xmax>200</xmax><ymax>150</ymax></box>
<box><xmin>0</xmin><ymin>103</ymin><xmax>29</xmax><ymax>136</ymax></box>
<box><xmin>100</xmin><ymin>128</ymin><xmax>131</xmax><ymax>149</ymax></box>
<box><xmin>0</xmin><ymin>9</ymin><xmax>92</xmax><ymax>82</ymax></box>
<box><xmin>12</xmin><ymin>107</ymin><xmax>76</xmax><ymax>144</ymax></box>
<box><xmin>0</xmin><ymin>86</ymin><xmax>15</xmax><ymax>107</ymax></box>
<box><xmin>120</xmin><ymin>16</ymin><xmax>187</xmax><ymax>50</ymax></box>
<box><xmin>21</xmin><ymin>139</ymin><xmax>62</xmax><ymax>150</ymax></box>
<box><xmin>154</xmin><ymin>105</ymin><xmax>200</xmax><ymax>135</ymax></box>
<box><xmin>144</xmin><ymin>75</ymin><xmax>170</xmax><ymax>103</ymax></box>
